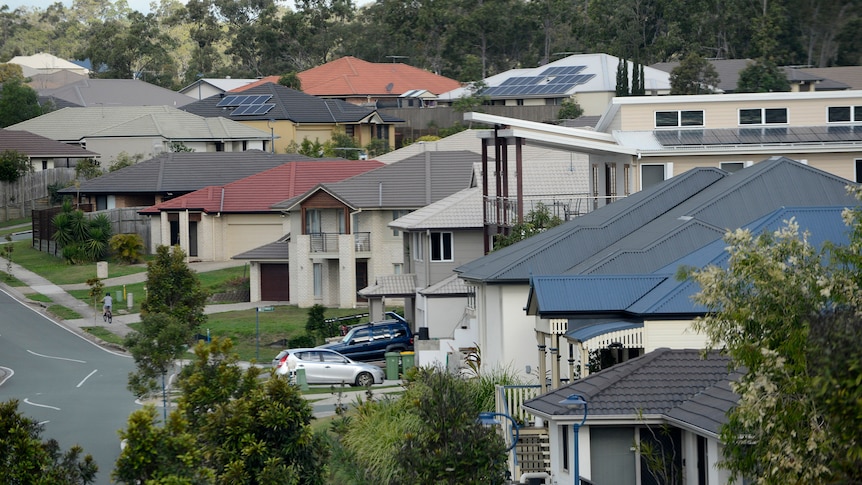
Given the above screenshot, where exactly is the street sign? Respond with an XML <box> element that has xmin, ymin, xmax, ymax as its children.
<box><xmin>260</xmin><ymin>306</ymin><xmax>275</xmax><ymax>312</ymax></box>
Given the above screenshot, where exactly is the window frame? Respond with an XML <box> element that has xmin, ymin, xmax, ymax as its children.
<box><xmin>654</xmin><ymin>110</ymin><xmax>705</xmax><ymax>128</ymax></box>
<box><xmin>827</xmin><ymin>105</ymin><xmax>862</xmax><ymax>123</ymax></box>
<box><xmin>430</xmin><ymin>232</ymin><xmax>453</xmax><ymax>262</ymax></box>
<box><xmin>739</xmin><ymin>107</ymin><xmax>788</xmax><ymax>125</ymax></box>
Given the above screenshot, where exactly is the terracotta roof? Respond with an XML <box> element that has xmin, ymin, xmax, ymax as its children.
<box><xmin>140</xmin><ymin>159</ymin><xmax>384</xmax><ymax>214</ymax></box>
<box><xmin>0</xmin><ymin>129</ymin><xmax>98</xmax><ymax>158</ymax></box>
<box><xmin>231</xmin><ymin>76</ymin><xmax>280</xmax><ymax>92</ymax></box>
<box><xmin>234</xmin><ymin>58</ymin><xmax>461</xmax><ymax>97</ymax></box>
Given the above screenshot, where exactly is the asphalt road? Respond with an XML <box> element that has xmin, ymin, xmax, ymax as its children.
<box><xmin>0</xmin><ymin>286</ymin><xmax>139</xmax><ymax>485</ymax></box>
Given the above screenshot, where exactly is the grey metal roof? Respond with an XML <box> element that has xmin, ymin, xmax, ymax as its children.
<box><xmin>233</xmin><ymin>234</ymin><xmax>290</xmax><ymax>260</ymax></box>
<box><xmin>0</xmin><ymin>129</ymin><xmax>98</xmax><ymax>158</ymax></box>
<box><xmin>527</xmin><ymin>275</ymin><xmax>666</xmax><ymax>315</ymax></box>
<box><xmin>274</xmin><ymin>150</ymin><xmax>480</xmax><ymax>210</ymax></box>
<box><xmin>456</xmin><ymin>157</ymin><xmax>857</xmax><ymax>283</ymax></box>
<box><xmin>181</xmin><ymin>82</ymin><xmax>403</xmax><ymax>124</ymax></box>
<box><xmin>37</xmin><ymin>78</ymin><xmax>196</xmax><ymax>107</ymax></box>
<box><xmin>522</xmin><ymin>348</ymin><xmax>738</xmax><ymax>436</ymax></box>
<box><xmin>58</xmin><ymin>152</ymin><xmax>316</xmax><ymax>195</ymax></box>
<box><xmin>358</xmin><ymin>274</ymin><xmax>417</xmax><ymax>297</ymax></box>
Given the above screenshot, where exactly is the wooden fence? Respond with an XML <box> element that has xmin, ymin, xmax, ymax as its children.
<box><xmin>0</xmin><ymin>168</ymin><xmax>76</xmax><ymax>221</ymax></box>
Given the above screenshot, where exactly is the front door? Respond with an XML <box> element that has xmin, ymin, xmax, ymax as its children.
<box><xmin>355</xmin><ymin>261</ymin><xmax>368</xmax><ymax>303</ymax></box>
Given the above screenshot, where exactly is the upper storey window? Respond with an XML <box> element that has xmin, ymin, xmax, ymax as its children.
<box><xmin>827</xmin><ymin>106</ymin><xmax>862</xmax><ymax>123</ymax></box>
<box><xmin>739</xmin><ymin>108</ymin><xmax>787</xmax><ymax>125</ymax></box>
<box><xmin>655</xmin><ymin>110</ymin><xmax>704</xmax><ymax>127</ymax></box>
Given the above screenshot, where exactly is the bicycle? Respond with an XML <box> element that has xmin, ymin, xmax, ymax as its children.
<box><xmin>103</xmin><ymin>308</ymin><xmax>112</xmax><ymax>324</ymax></box>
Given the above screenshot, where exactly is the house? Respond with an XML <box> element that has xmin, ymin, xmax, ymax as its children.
<box><xmin>178</xmin><ymin>78</ymin><xmax>259</xmax><ymax>101</ymax></box>
<box><xmin>139</xmin><ymin>158</ymin><xmax>383</xmax><ymax>262</ymax></box>
<box><xmin>7</xmin><ymin>52</ymin><xmax>89</xmax><ymax>78</ymax></box>
<box><xmin>437</xmin><ymin>53</ymin><xmax>672</xmax><ymax>116</ymax></box>
<box><xmin>234</xmin><ymin>57</ymin><xmax>462</xmax><ymax>109</ymax></box>
<box><xmin>235</xmin><ymin>150</ymin><xmax>482</xmax><ymax>309</ymax></box>
<box><xmin>453</xmin><ymin>157</ymin><xmax>857</xmax><ymax>381</ymax></box>
<box><xmin>799</xmin><ymin>66</ymin><xmax>862</xmax><ymax>90</ymax></box>
<box><xmin>6</xmin><ymin>105</ymin><xmax>272</xmax><ymax>162</ymax></box>
<box><xmin>181</xmin><ymin>82</ymin><xmax>402</xmax><ymax>154</ymax></box>
<box><xmin>58</xmin><ymin>152</ymin><xmax>318</xmax><ymax>210</ymax></box>
<box><xmin>521</xmin><ymin>348</ymin><xmax>740</xmax><ymax>485</ymax></box>
<box><xmin>0</xmin><ymin>129</ymin><xmax>98</xmax><ymax>171</ymax></box>
<box><xmin>36</xmin><ymin>78</ymin><xmax>196</xmax><ymax>108</ymax></box>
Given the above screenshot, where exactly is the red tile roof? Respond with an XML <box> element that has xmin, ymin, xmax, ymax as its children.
<box><xmin>140</xmin><ymin>159</ymin><xmax>383</xmax><ymax>214</ymax></box>
<box><xmin>231</xmin><ymin>57</ymin><xmax>461</xmax><ymax>96</ymax></box>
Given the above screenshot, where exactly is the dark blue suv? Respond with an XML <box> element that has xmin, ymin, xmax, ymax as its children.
<box><xmin>317</xmin><ymin>312</ymin><xmax>413</xmax><ymax>361</ymax></box>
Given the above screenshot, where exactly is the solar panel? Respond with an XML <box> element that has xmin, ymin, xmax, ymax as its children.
<box><xmin>231</xmin><ymin>104</ymin><xmax>253</xmax><ymax>115</ymax></box>
<box><xmin>216</xmin><ymin>95</ymin><xmax>241</xmax><ymax>107</ymax></box>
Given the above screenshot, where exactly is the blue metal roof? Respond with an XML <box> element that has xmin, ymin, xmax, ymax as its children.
<box><xmin>566</xmin><ymin>320</ymin><xmax>644</xmax><ymax>342</ymax></box>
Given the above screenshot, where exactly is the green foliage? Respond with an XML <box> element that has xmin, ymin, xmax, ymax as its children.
<box><xmin>453</xmin><ymin>81</ymin><xmax>490</xmax><ymax>115</ymax></box>
<box><xmin>125</xmin><ymin>312</ymin><xmax>191</xmax><ymax>398</ymax></box>
<box><xmin>670</xmin><ymin>53</ymin><xmax>721</xmax><ymax>95</ymax></box>
<box><xmin>557</xmin><ymin>98</ymin><xmax>584</xmax><ymax>120</ymax></box>
<box><xmin>736</xmin><ymin>59</ymin><xmax>790</xmax><ymax>93</ymax></box>
<box><xmin>364</xmin><ymin>138</ymin><xmax>390</xmax><ymax>157</ymax></box>
<box><xmin>51</xmin><ymin>201</ymin><xmax>112</xmax><ymax>264</ymax></box>
<box><xmin>141</xmin><ymin>245</ymin><xmax>208</xmax><ymax>331</ymax></box>
<box><xmin>278</xmin><ymin>72</ymin><xmax>302</xmax><ymax>90</ymax></box>
<box><xmin>323</xmin><ymin>130</ymin><xmax>362</xmax><ymax>159</ymax></box>
<box><xmin>2</xmin><ymin>233</ymin><xmax>13</xmax><ymax>277</ymax></box>
<box><xmin>0</xmin><ymin>63</ymin><xmax>24</xmax><ymax>83</ymax></box>
<box><xmin>615</xmin><ymin>57</ymin><xmax>629</xmax><ymax>96</ymax></box>
<box><xmin>169</xmin><ymin>143</ymin><xmax>194</xmax><ymax>153</ymax></box>
<box><xmin>48</xmin><ymin>181</ymin><xmax>72</xmax><ymax>205</ymax></box>
<box><xmin>298</xmin><ymin>138</ymin><xmax>324</xmax><ymax>158</ymax></box>
<box><xmin>108</xmin><ymin>152</ymin><xmax>144</xmax><ymax>172</ymax></box>
<box><xmin>305</xmin><ymin>304</ymin><xmax>331</xmax><ymax>343</ymax></box>
<box><xmin>109</xmin><ymin>233</ymin><xmax>145</xmax><ymax>264</ymax></box>
<box><xmin>0</xmin><ymin>149</ymin><xmax>31</xmax><ymax>182</ymax></box>
<box><xmin>74</xmin><ymin>159</ymin><xmax>103</xmax><ymax>180</ymax></box>
<box><xmin>0</xmin><ymin>399</ymin><xmax>98</xmax><ymax>484</ymax></box>
<box><xmin>689</xmin><ymin>202</ymin><xmax>862</xmax><ymax>483</ymax></box>
<box><xmin>438</xmin><ymin>123</ymin><xmax>468</xmax><ymax>138</ymax></box>
<box><xmin>493</xmin><ymin>202</ymin><xmax>564</xmax><ymax>250</ymax></box>
<box><xmin>0</xmin><ymin>78</ymin><xmax>43</xmax><ymax>127</ymax></box>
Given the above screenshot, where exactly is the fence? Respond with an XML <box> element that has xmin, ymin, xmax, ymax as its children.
<box><xmin>32</xmin><ymin>205</ymin><xmax>151</xmax><ymax>256</ymax></box>
<box><xmin>0</xmin><ymin>168</ymin><xmax>76</xmax><ymax>221</ymax></box>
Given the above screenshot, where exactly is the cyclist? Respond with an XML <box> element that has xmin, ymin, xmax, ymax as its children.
<box><xmin>102</xmin><ymin>292</ymin><xmax>113</xmax><ymax>323</ymax></box>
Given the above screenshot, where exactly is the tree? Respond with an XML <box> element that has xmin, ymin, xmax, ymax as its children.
<box><xmin>51</xmin><ymin>200</ymin><xmax>112</xmax><ymax>264</ymax></box>
<box><xmin>109</xmin><ymin>233</ymin><xmax>145</xmax><ymax>264</ymax></box>
<box><xmin>305</xmin><ymin>303</ymin><xmax>330</xmax><ymax>343</ymax></box>
<box><xmin>670</xmin><ymin>53</ymin><xmax>720</xmax><ymax>95</ymax></box>
<box><xmin>453</xmin><ymin>81</ymin><xmax>490</xmax><ymax>122</ymax></box>
<box><xmin>736</xmin><ymin>59</ymin><xmax>790</xmax><ymax>93</ymax></box>
<box><xmin>74</xmin><ymin>159</ymin><xmax>103</xmax><ymax>180</ymax></box>
<box><xmin>557</xmin><ymin>98</ymin><xmax>584</xmax><ymax>120</ymax></box>
<box><xmin>108</xmin><ymin>151</ymin><xmax>144</xmax><ymax>172</ymax></box>
<box><xmin>0</xmin><ymin>62</ymin><xmax>24</xmax><ymax>82</ymax></box>
<box><xmin>140</xmin><ymin>244</ymin><xmax>208</xmax><ymax>331</ymax></box>
<box><xmin>0</xmin><ymin>78</ymin><xmax>43</xmax><ymax>127</ymax></box>
<box><xmin>0</xmin><ymin>149</ymin><xmax>31</xmax><ymax>182</ymax></box>
<box><xmin>0</xmin><ymin>399</ymin><xmax>98</xmax><ymax>484</ymax></box>
<box><xmin>615</xmin><ymin>57</ymin><xmax>629</xmax><ymax>96</ymax></box>
<box><xmin>278</xmin><ymin>71</ymin><xmax>302</xmax><ymax>90</ymax></box>
<box><xmin>494</xmin><ymin>202</ymin><xmax>564</xmax><ymax>250</ymax></box>
<box><xmin>689</xmin><ymin>205</ymin><xmax>862</xmax><ymax>483</ymax></box>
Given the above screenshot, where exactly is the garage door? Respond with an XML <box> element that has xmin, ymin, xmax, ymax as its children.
<box><xmin>261</xmin><ymin>264</ymin><xmax>289</xmax><ymax>301</ymax></box>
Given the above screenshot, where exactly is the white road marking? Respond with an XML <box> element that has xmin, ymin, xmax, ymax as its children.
<box><xmin>77</xmin><ymin>369</ymin><xmax>98</xmax><ymax>388</ymax></box>
<box><xmin>27</xmin><ymin>350</ymin><xmax>86</xmax><ymax>363</ymax></box>
<box><xmin>23</xmin><ymin>398</ymin><xmax>60</xmax><ymax>411</ymax></box>
<box><xmin>0</xmin><ymin>366</ymin><xmax>13</xmax><ymax>386</ymax></box>
<box><xmin>38</xmin><ymin>420</ymin><xmax>50</xmax><ymax>425</ymax></box>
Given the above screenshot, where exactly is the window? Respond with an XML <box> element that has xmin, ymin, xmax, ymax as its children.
<box><xmin>412</xmin><ymin>233</ymin><xmax>424</xmax><ymax>262</ymax></box>
<box><xmin>393</xmin><ymin>263</ymin><xmax>403</xmax><ymax>274</ymax></box>
<box><xmin>313</xmin><ymin>263</ymin><xmax>322</xmax><ymax>297</ymax></box>
<box><xmin>721</xmin><ymin>161</ymin><xmax>746</xmax><ymax>173</ymax></box>
<box><xmin>344</xmin><ymin>125</ymin><xmax>355</xmax><ymax>137</ymax></box>
<box><xmin>430</xmin><ymin>232</ymin><xmax>453</xmax><ymax>262</ymax></box>
<box><xmin>856</xmin><ymin>159</ymin><xmax>862</xmax><ymax>183</ymax></box>
<box><xmin>739</xmin><ymin>108</ymin><xmax>787</xmax><ymax>125</ymax></box>
<box><xmin>655</xmin><ymin>110</ymin><xmax>704</xmax><ymax>127</ymax></box>
<box><xmin>828</xmin><ymin>106</ymin><xmax>862</xmax><ymax>123</ymax></box>
<box><xmin>562</xmin><ymin>425</ymin><xmax>570</xmax><ymax>471</ymax></box>
<box><xmin>392</xmin><ymin>210</ymin><xmax>410</xmax><ymax>236</ymax></box>
<box><xmin>306</xmin><ymin>209</ymin><xmax>321</xmax><ymax>234</ymax></box>
<box><xmin>641</xmin><ymin>164</ymin><xmax>666</xmax><ymax>189</ymax></box>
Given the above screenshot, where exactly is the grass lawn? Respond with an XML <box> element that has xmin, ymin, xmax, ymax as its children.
<box><xmin>48</xmin><ymin>304</ymin><xmax>82</xmax><ymax>320</ymax></box>
<box><xmin>83</xmin><ymin>326</ymin><xmax>126</xmax><ymax>346</ymax></box>
<box><xmin>1</xmin><ymin>272</ymin><xmax>27</xmax><ymax>287</ymax></box>
<box><xmin>27</xmin><ymin>293</ymin><xmax>52</xmax><ymax>303</ymax></box>
<box><xmin>9</xmin><ymin>241</ymin><xmax>147</xmax><ymax>285</ymax></box>
<box><xmin>0</xmin><ymin>217</ymin><xmax>30</xmax><ymax>236</ymax></box>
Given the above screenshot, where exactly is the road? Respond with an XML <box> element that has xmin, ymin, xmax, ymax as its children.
<box><xmin>0</xmin><ymin>286</ymin><xmax>139</xmax><ymax>485</ymax></box>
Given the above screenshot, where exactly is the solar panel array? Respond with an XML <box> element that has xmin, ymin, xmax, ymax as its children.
<box><xmin>216</xmin><ymin>94</ymin><xmax>273</xmax><ymax>107</ymax></box>
<box><xmin>482</xmin><ymin>65</ymin><xmax>595</xmax><ymax>97</ymax></box>
<box><xmin>655</xmin><ymin>126</ymin><xmax>862</xmax><ymax>147</ymax></box>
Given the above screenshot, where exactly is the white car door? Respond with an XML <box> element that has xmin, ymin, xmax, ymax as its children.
<box><xmin>294</xmin><ymin>351</ymin><xmax>327</xmax><ymax>383</ymax></box>
<box><xmin>319</xmin><ymin>350</ymin><xmax>356</xmax><ymax>384</ymax></box>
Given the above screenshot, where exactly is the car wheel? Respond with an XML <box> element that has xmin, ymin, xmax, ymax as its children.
<box><xmin>355</xmin><ymin>372</ymin><xmax>374</xmax><ymax>387</ymax></box>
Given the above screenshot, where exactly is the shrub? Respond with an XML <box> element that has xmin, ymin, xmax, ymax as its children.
<box><xmin>110</xmin><ymin>233</ymin><xmax>145</xmax><ymax>264</ymax></box>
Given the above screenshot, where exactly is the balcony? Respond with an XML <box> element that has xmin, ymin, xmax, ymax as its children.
<box><xmin>484</xmin><ymin>194</ymin><xmax>626</xmax><ymax>227</ymax></box>
<box><xmin>309</xmin><ymin>232</ymin><xmax>371</xmax><ymax>253</ymax></box>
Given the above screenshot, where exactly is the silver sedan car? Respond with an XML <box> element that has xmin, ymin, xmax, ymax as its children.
<box><xmin>274</xmin><ymin>347</ymin><xmax>385</xmax><ymax>387</ymax></box>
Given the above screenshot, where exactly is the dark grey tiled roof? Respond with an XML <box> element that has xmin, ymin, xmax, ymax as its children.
<box><xmin>456</xmin><ymin>157</ymin><xmax>857</xmax><ymax>283</ymax></box>
<box><xmin>522</xmin><ymin>348</ymin><xmax>739</xmax><ymax>435</ymax></box>
<box><xmin>233</xmin><ymin>234</ymin><xmax>290</xmax><ymax>260</ymax></box>
<box><xmin>0</xmin><ymin>129</ymin><xmax>98</xmax><ymax>157</ymax></box>
<box><xmin>358</xmin><ymin>274</ymin><xmax>417</xmax><ymax>297</ymax></box>
<box><xmin>58</xmin><ymin>152</ymin><xmax>317</xmax><ymax>195</ymax></box>
<box><xmin>181</xmin><ymin>82</ymin><xmax>402</xmax><ymax>123</ymax></box>
<box><xmin>274</xmin><ymin>150</ymin><xmax>480</xmax><ymax>210</ymax></box>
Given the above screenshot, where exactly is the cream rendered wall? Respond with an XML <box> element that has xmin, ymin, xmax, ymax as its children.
<box><xmin>576</xmin><ymin>92</ymin><xmax>616</xmax><ymax>117</ymax></box>
<box><xmin>86</xmin><ymin>138</ymin><xmax>164</xmax><ymax>162</ymax></box>
<box><xmin>642</xmin><ymin>319</ymin><xmax>707</xmax><ymax>353</ymax></box>
<box><xmin>249</xmin><ymin>262</ymin><xmax>262</xmax><ymax>302</ymax></box>
<box><xmin>222</xmin><ymin>213</ymin><xmax>283</xmax><ymax>261</ymax></box>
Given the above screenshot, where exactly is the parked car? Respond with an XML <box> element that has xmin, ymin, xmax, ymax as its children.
<box><xmin>317</xmin><ymin>312</ymin><xmax>413</xmax><ymax>362</ymax></box>
<box><xmin>274</xmin><ymin>347</ymin><xmax>385</xmax><ymax>387</ymax></box>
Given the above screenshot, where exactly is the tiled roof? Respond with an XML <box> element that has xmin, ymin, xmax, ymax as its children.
<box><xmin>58</xmin><ymin>152</ymin><xmax>317</xmax><ymax>195</ymax></box>
<box><xmin>799</xmin><ymin>66</ymin><xmax>862</xmax><ymax>90</ymax></box>
<box><xmin>522</xmin><ymin>348</ymin><xmax>739</xmax><ymax>435</ymax></box>
<box><xmin>273</xmin><ymin>150</ymin><xmax>480</xmax><ymax>210</ymax></box>
<box><xmin>36</xmin><ymin>78</ymin><xmax>196</xmax><ymax>107</ymax></box>
<box><xmin>357</xmin><ymin>273</ymin><xmax>418</xmax><ymax>297</ymax></box>
<box><xmin>182</xmin><ymin>82</ymin><xmax>403</xmax><ymax>123</ymax></box>
<box><xmin>419</xmin><ymin>273</ymin><xmax>473</xmax><ymax>296</ymax></box>
<box><xmin>140</xmin><ymin>159</ymin><xmax>383</xmax><ymax>214</ymax></box>
<box><xmin>0</xmin><ymin>129</ymin><xmax>98</xmax><ymax>158</ymax></box>
<box><xmin>390</xmin><ymin>187</ymin><xmax>482</xmax><ymax>230</ymax></box>
<box><xmin>456</xmin><ymin>157</ymin><xmax>857</xmax><ymax>283</ymax></box>
<box><xmin>6</xmin><ymin>106</ymin><xmax>269</xmax><ymax>142</ymax></box>
<box><xmin>233</xmin><ymin>234</ymin><xmax>290</xmax><ymax>260</ymax></box>
<box><xmin>295</xmin><ymin>56</ymin><xmax>461</xmax><ymax>97</ymax></box>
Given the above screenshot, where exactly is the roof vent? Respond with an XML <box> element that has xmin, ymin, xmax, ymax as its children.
<box><xmin>385</xmin><ymin>82</ymin><xmax>394</xmax><ymax>93</ymax></box>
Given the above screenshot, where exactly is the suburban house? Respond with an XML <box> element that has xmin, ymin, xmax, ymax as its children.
<box><xmin>0</xmin><ymin>129</ymin><xmax>99</xmax><ymax>171</ymax></box>
<box><xmin>8</xmin><ymin>52</ymin><xmax>89</xmax><ymax>78</ymax></box>
<box><xmin>58</xmin><ymin>152</ymin><xmax>319</xmax><ymax>211</ymax></box>
<box><xmin>453</xmin><ymin>157</ymin><xmax>857</xmax><ymax>383</ymax></box>
<box><xmin>178</xmin><ymin>78</ymin><xmax>258</xmax><ymax>101</ymax></box>
<box><xmin>521</xmin><ymin>348</ymin><xmax>741</xmax><ymax>485</ymax></box>
<box><xmin>234</xmin><ymin>56</ymin><xmax>462</xmax><ymax>109</ymax></box>
<box><xmin>437</xmin><ymin>53</ymin><xmax>672</xmax><ymax>116</ymax></box>
<box><xmin>235</xmin><ymin>150</ymin><xmax>482</xmax><ymax>308</ymax></box>
<box><xmin>6</xmin><ymin>105</ymin><xmax>272</xmax><ymax>162</ymax></box>
<box><xmin>138</xmin><ymin>158</ymin><xmax>383</xmax><ymax>262</ymax></box>
<box><xmin>180</xmin><ymin>82</ymin><xmax>402</xmax><ymax>154</ymax></box>
<box><xmin>799</xmin><ymin>65</ymin><xmax>862</xmax><ymax>90</ymax></box>
<box><xmin>36</xmin><ymin>78</ymin><xmax>196</xmax><ymax>108</ymax></box>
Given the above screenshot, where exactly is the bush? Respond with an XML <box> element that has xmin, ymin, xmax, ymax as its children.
<box><xmin>109</xmin><ymin>233</ymin><xmax>145</xmax><ymax>264</ymax></box>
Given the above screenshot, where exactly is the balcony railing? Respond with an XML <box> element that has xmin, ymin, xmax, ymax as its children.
<box><xmin>309</xmin><ymin>232</ymin><xmax>371</xmax><ymax>253</ymax></box>
<box><xmin>484</xmin><ymin>194</ymin><xmax>626</xmax><ymax>227</ymax></box>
